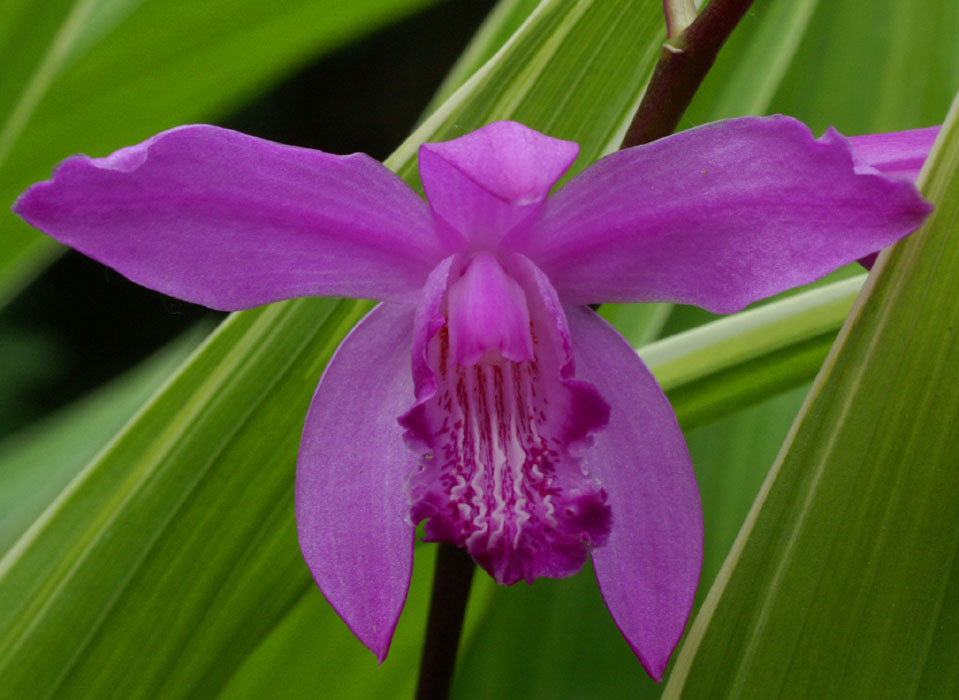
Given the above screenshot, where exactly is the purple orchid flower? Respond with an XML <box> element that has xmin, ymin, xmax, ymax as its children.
<box><xmin>13</xmin><ymin>116</ymin><xmax>932</xmax><ymax>680</ymax></box>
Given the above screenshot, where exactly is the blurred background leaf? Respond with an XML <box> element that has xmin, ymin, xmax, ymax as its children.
<box><xmin>644</xmin><ymin>276</ymin><xmax>864</xmax><ymax>430</ymax></box>
<box><xmin>687</xmin><ymin>0</ymin><xmax>959</xmax><ymax>132</ymax></box>
<box><xmin>422</xmin><ymin>0</ymin><xmax>541</xmax><ymax>112</ymax></box>
<box><xmin>217</xmin><ymin>540</ymin><xmax>439</xmax><ymax>700</ymax></box>
<box><xmin>0</xmin><ymin>325</ymin><xmax>207</xmax><ymax>555</ymax></box>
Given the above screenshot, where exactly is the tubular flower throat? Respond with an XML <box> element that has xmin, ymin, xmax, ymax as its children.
<box><xmin>14</xmin><ymin>117</ymin><xmax>935</xmax><ymax>680</ymax></box>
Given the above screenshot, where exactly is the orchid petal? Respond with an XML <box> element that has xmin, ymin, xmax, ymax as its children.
<box><xmin>566</xmin><ymin>306</ymin><xmax>702</xmax><ymax>681</ymax></box>
<box><xmin>849</xmin><ymin>125</ymin><xmax>940</xmax><ymax>179</ymax></box>
<box><xmin>418</xmin><ymin>121</ymin><xmax>578</xmax><ymax>250</ymax></box>
<box><xmin>521</xmin><ymin>116</ymin><xmax>932</xmax><ymax>313</ymax></box>
<box><xmin>296</xmin><ymin>302</ymin><xmax>417</xmax><ymax>661</ymax></box>
<box><xmin>849</xmin><ymin>126</ymin><xmax>938</xmax><ymax>270</ymax></box>
<box><xmin>14</xmin><ymin>125</ymin><xmax>440</xmax><ymax>310</ymax></box>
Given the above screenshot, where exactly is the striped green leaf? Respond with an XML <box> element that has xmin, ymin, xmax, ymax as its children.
<box><xmin>666</xmin><ymin>93</ymin><xmax>959</xmax><ymax>700</ymax></box>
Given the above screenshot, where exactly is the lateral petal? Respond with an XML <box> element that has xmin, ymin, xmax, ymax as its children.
<box><xmin>14</xmin><ymin>125</ymin><xmax>440</xmax><ymax>310</ymax></box>
<box><xmin>296</xmin><ymin>302</ymin><xmax>417</xmax><ymax>661</ymax></box>
<box><xmin>566</xmin><ymin>306</ymin><xmax>702</xmax><ymax>681</ymax></box>
<box><xmin>522</xmin><ymin>116</ymin><xmax>932</xmax><ymax>312</ymax></box>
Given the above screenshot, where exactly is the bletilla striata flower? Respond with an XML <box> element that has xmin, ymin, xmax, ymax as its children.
<box><xmin>14</xmin><ymin>117</ymin><xmax>934</xmax><ymax>680</ymax></box>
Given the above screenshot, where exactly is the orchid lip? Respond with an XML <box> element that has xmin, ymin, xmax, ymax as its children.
<box><xmin>403</xmin><ymin>253</ymin><xmax>611</xmax><ymax>585</ymax></box>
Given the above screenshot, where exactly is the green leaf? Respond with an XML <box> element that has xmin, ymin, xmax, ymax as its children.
<box><xmin>421</xmin><ymin>0</ymin><xmax>541</xmax><ymax>114</ymax></box>
<box><xmin>644</xmin><ymin>275</ymin><xmax>863</xmax><ymax>430</ymax></box>
<box><xmin>686</xmin><ymin>385</ymin><xmax>812</xmax><ymax>595</ymax></box>
<box><xmin>768</xmin><ymin>0</ymin><xmax>959</xmax><ymax>133</ymax></box>
<box><xmin>217</xmin><ymin>545</ymin><xmax>437</xmax><ymax>700</ymax></box>
<box><xmin>688</xmin><ymin>0</ymin><xmax>959</xmax><ymax>130</ymax></box>
<box><xmin>0</xmin><ymin>0</ymin><xmax>441</xmax><ymax>303</ymax></box>
<box><xmin>600</xmin><ymin>301</ymin><xmax>672</xmax><ymax>348</ymax></box>
<box><xmin>454</xmin><ymin>559</ymin><xmax>663</xmax><ymax>699</ymax></box>
<box><xmin>0</xmin><ymin>2</ymin><xmax>668</xmax><ymax>698</ymax></box>
<box><xmin>686</xmin><ymin>0</ymin><xmax>821</xmax><ymax>121</ymax></box>
<box><xmin>666</xmin><ymin>94</ymin><xmax>959</xmax><ymax>699</ymax></box>
<box><xmin>0</xmin><ymin>299</ymin><xmax>373</xmax><ymax>700</ymax></box>
<box><xmin>0</xmin><ymin>325</ymin><xmax>207</xmax><ymax>555</ymax></box>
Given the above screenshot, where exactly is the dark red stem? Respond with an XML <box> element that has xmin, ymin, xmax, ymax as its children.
<box><xmin>621</xmin><ymin>0</ymin><xmax>756</xmax><ymax>149</ymax></box>
<box><xmin>415</xmin><ymin>543</ymin><xmax>475</xmax><ymax>700</ymax></box>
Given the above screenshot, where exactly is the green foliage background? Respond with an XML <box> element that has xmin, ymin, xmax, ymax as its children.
<box><xmin>0</xmin><ymin>0</ymin><xmax>956</xmax><ymax>698</ymax></box>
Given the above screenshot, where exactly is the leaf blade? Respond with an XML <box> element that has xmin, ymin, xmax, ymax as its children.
<box><xmin>665</xmin><ymin>92</ymin><xmax>959</xmax><ymax>700</ymax></box>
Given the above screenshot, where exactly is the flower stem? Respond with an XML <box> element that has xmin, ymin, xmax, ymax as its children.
<box><xmin>415</xmin><ymin>543</ymin><xmax>476</xmax><ymax>700</ymax></box>
<box><xmin>621</xmin><ymin>0</ymin><xmax>755</xmax><ymax>148</ymax></box>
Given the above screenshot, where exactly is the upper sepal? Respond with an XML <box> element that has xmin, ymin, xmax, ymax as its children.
<box><xmin>418</xmin><ymin>121</ymin><xmax>579</xmax><ymax>250</ymax></box>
